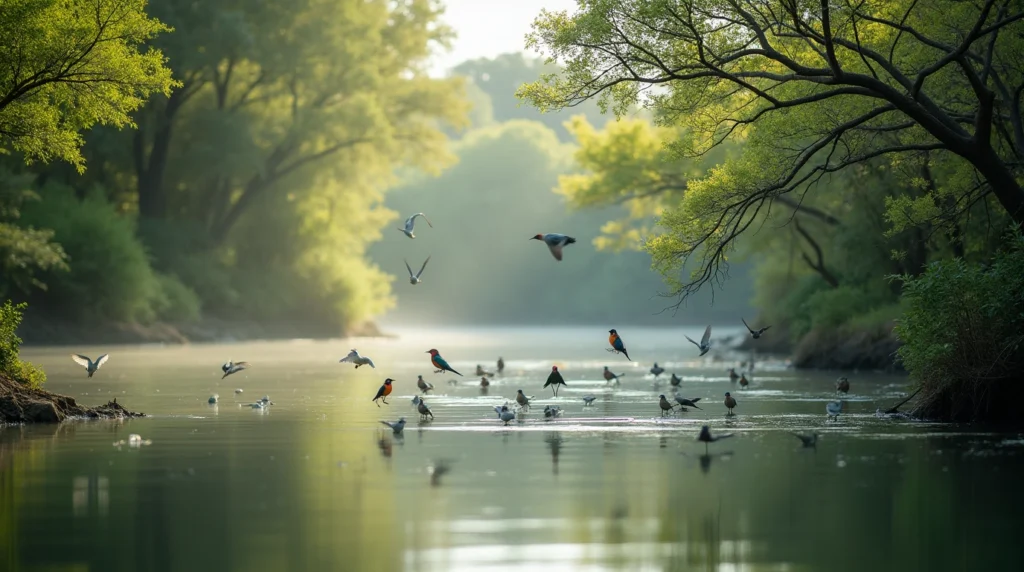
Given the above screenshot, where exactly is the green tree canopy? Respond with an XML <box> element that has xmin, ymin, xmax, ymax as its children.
<box><xmin>0</xmin><ymin>0</ymin><xmax>177</xmax><ymax>168</ymax></box>
<box><xmin>519</xmin><ymin>0</ymin><xmax>1024</xmax><ymax>298</ymax></box>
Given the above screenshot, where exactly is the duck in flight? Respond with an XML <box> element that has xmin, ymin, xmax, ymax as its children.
<box><xmin>530</xmin><ymin>233</ymin><xmax>576</xmax><ymax>261</ymax></box>
<box><xmin>398</xmin><ymin>213</ymin><xmax>432</xmax><ymax>238</ymax></box>
<box><xmin>685</xmin><ymin>325</ymin><xmax>712</xmax><ymax>356</ymax></box>
<box><xmin>405</xmin><ymin>256</ymin><xmax>430</xmax><ymax>285</ymax></box>
<box><xmin>221</xmin><ymin>360</ymin><xmax>249</xmax><ymax>379</ymax></box>
<box><xmin>741</xmin><ymin>318</ymin><xmax>771</xmax><ymax>339</ymax></box>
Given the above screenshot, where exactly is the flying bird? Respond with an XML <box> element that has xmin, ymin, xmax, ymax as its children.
<box><xmin>685</xmin><ymin>325</ymin><xmax>712</xmax><ymax>356</ymax></box>
<box><xmin>697</xmin><ymin>425</ymin><xmax>734</xmax><ymax>453</ymax></box>
<box><xmin>650</xmin><ymin>363</ymin><xmax>665</xmax><ymax>378</ymax></box>
<box><xmin>675</xmin><ymin>396</ymin><xmax>703</xmax><ymax>410</ymax></box>
<box><xmin>71</xmin><ymin>354</ymin><xmax>109</xmax><ymax>378</ymax></box>
<box><xmin>836</xmin><ymin>377</ymin><xmax>850</xmax><ymax>394</ymax></box>
<box><xmin>741</xmin><ymin>318</ymin><xmax>771</xmax><ymax>339</ymax></box>
<box><xmin>669</xmin><ymin>373</ymin><xmax>682</xmax><ymax>387</ymax></box>
<box><xmin>516</xmin><ymin>390</ymin><xmax>533</xmax><ymax>411</ymax></box>
<box><xmin>603</xmin><ymin>366</ymin><xmax>624</xmax><ymax>385</ymax></box>
<box><xmin>826</xmin><ymin>400</ymin><xmax>843</xmax><ymax>421</ymax></box>
<box><xmin>530</xmin><ymin>233</ymin><xmax>576</xmax><ymax>261</ymax></box>
<box><xmin>659</xmin><ymin>395</ymin><xmax>675</xmax><ymax>416</ymax></box>
<box><xmin>221</xmin><ymin>360</ymin><xmax>249</xmax><ymax>379</ymax></box>
<box><xmin>381</xmin><ymin>417</ymin><xmax>406</xmax><ymax>435</ymax></box>
<box><xmin>793</xmin><ymin>432</ymin><xmax>819</xmax><ymax>448</ymax></box>
<box><xmin>544</xmin><ymin>366</ymin><xmax>567</xmax><ymax>397</ymax></box>
<box><xmin>372</xmin><ymin>379</ymin><xmax>394</xmax><ymax>407</ymax></box>
<box><xmin>398</xmin><ymin>212</ymin><xmax>432</xmax><ymax>238</ymax></box>
<box><xmin>417</xmin><ymin>399</ymin><xmax>434</xmax><ymax>420</ymax></box>
<box><xmin>607</xmin><ymin>329</ymin><xmax>631</xmax><ymax>360</ymax></box>
<box><xmin>497</xmin><ymin>357</ymin><xmax>505</xmax><ymax>374</ymax></box>
<box><xmin>427</xmin><ymin>349</ymin><xmax>462</xmax><ymax>376</ymax></box>
<box><xmin>724</xmin><ymin>392</ymin><xmax>737</xmax><ymax>415</ymax></box>
<box><xmin>476</xmin><ymin>364</ymin><xmax>494</xmax><ymax>377</ymax></box>
<box><xmin>416</xmin><ymin>375</ymin><xmax>434</xmax><ymax>394</ymax></box>
<box><xmin>404</xmin><ymin>256</ymin><xmax>431</xmax><ymax>285</ymax></box>
<box><xmin>339</xmin><ymin>349</ymin><xmax>375</xmax><ymax>369</ymax></box>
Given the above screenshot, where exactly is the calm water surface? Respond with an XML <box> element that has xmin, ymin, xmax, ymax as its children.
<box><xmin>4</xmin><ymin>326</ymin><xmax>1023</xmax><ymax>571</ymax></box>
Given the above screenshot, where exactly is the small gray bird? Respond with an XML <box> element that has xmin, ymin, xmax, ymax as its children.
<box><xmin>516</xmin><ymin>389</ymin><xmax>533</xmax><ymax>411</ymax></box>
<box><xmin>741</xmin><ymin>318</ymin><xmax>771</xmax><ymax>339</ymax></box>
<box><xmin>72</xmin><ymin>354</ymin><xmax>109</xmax><ymax>378</ymax></box>
<box><xmin>428</xmin><ymin>459</ymin><xmax>451</xmax><ymax>487</ymax></box>
<box><xmin>685</xmin><ymin>325</ymin><xmax>712</xmax><ymax>356</ymax></box>
<box><xmin>659</xmin><ymin>395</ymin><xmax>675</xmax><ymax>416</ymax></box>
<box><xmin>826</xmin><ymin>400</ymin><xmax>843</xmax><ymax>421</ymax></box>
<box><xmin>543</xmin><ymin>405</ymin><xmax>563</xmax><ymax>419</ymax></box>
<box><xmin>836</xmin><ymin>377</ymin><xmax>850</xmax><ymax>394</ymax></box>
<box><xmin>221</xmin><ymin>360</ymin><xmax>249</xmax><ymax>379</ymax></box>
<box><xmin>208</xmin><ymin>394</ymin><xmax>219</xmax><ymax>404</ymax></box>
<box><xmin>404</xmin><ymin>256</ymin><xmax>430</xmax><ymax>285</ymax></box>
<box><xmin>675</xmin><ymin>396</ymin><xmax>702</xmax><ymax>410</ymax></box>
<box><xmin>381</xmin><ymin>417</ymin><xmax>406</xmax><ymax>435</ymax></box>
<box><xmin>398</xmin><ymin>212</ymin><xmax>432</xmax><ymax>238</ymax></box>
<box><xmin>417</xmin><ymin>375</ymin><xmax>434</xmax><ymax>394</ymax></box>
<box><xmin>544</xmin><ymin>366</ymin><xmax>567</xmax><ymax>397</ymax></box>
<box><xmin>650</xmin><ymin>363</ymin><xmax>665</xmax><ymax>378</ymax></box>
<box><xmin>497</xmin><ymin>405</ymin><xmax>516</xmax><ymax>425</ymax></box>
<box><xmin>497</xmin><ymin>357</ymin><xmax>505</xmax><ymax>374</ymax></box>
<box><xmin>582</xmin><ymin>395</ymin><xmax>597</xmax><ymax>406</ymax></box>
<box><xmin>339</xmin><ymin>349</ymin><xmax>375</xmax><ymax>369</ymax></box>
<box><xmin>669</xmin><ymin>373</ymin><xmax>682</xmax><ymax>387</ymax></box>
<box><xmin>411</xmin><ymin>395</ymin><xmax>422</xmax><ymax>408</ymax></box>
<box><xmin>530</xmin><ymin>233</ymin><xmax>577</xmax><ymax>261</ymax></box>
<box><xmin>698</xmin><ymin>425</ymin><xmax>734</xmax><ymax>453</ymax></box>
<box><xmin>476</xmin><ymin>364</ymin><xmax>495</xmax><ymax>377</ymax></box>
<box><xmin>417</xmin><ymin>399</ymin><xmax>434</xmax><ymax>420</ymax></box>
<box><xmin>793</xmin><ymin>432</ymin><xmax>818</xmax><ymax>447</ymax></box>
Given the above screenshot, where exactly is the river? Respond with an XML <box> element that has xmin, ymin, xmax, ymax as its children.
<box><xmin>3</xmin><ymin>326</ymin><xmax>1023</xmax><ymax>571</ymax></box>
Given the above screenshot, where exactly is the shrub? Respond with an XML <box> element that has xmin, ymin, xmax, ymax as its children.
<box><xmin>151</xmin><ymin>272</ymin><xmax>202</xmax><ymax>323</ymax></box>
<box><xmin>895</xmin><ymin>229</ymin><xmax>1024</xmax><ymax>422</ymax></box>
<box><xmin>0</xmin><ymin>300</ymin><xmax>46</xmax><ymax>388</ymax></box>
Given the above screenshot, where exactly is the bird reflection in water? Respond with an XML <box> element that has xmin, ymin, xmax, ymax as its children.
<box><xmin>545</xmin><ymin>432</ymin><xmax>563</xmax><ymax>475</ymax></box>
<box><xmin>428</xmin><ymin>459</ymin><xmax>452</xmax><ymax>487</ymax></box>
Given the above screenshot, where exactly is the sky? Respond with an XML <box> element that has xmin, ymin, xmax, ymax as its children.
<box><xmin>428</xmin><ymin>0</ymin><xmax>579</xmax><ymax>76</ymax></box>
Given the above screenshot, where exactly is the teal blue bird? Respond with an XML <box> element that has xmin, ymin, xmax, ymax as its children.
<box><xmin>426</xmin><ymin>349</ymin><xmax>462</xmax><ymax>376</ymax></box>
<box><xmin>607</xmin><ymin>329</ymin><xmax>631</xmax><ymax>361</ymax></box>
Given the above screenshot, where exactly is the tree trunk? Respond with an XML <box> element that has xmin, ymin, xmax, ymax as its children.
<box><xmin>134</xmin><ymin>88</ymin><xmax>191</xmax><ymax>222</ymax></box>
<box><xmin>970</xmin><ymin>147</ymin><xmax>1024</xmax><ymax>226</ymax></box>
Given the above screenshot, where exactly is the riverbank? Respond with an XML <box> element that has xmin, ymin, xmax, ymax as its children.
<box><xmin>738</xmin><ymin>320</ymin><xmax>904</xmax><ymax>372</ymax></box>
<box><xmin>17</xmin><ymin>314</ymin><xmax>387</xmax><ymax>346</ymax></box>
<box><xmin>0</xmin><ymin>373</ymin><xmax>144</xmax><ymax>423</ymax></box>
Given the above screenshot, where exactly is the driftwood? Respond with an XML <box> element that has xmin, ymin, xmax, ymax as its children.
<box><xmin>885</xmin><ymin>387</ymin><xmax>922</xmax><ymax>414</ymax></box>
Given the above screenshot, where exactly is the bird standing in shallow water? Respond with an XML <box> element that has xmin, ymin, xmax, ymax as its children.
<box><xmin>497</xmin><ymin>357</ymin><xmax>505</xmax><ymax>374</ymax></box>
<box><xmin>836</xmin><ymin>377</ymin><xmax>850</xmax><ymax>394</ymax></box>
<box><xmin>530</xmin><ymin>233</ymin><xmax>576</xmax><ymax>261</ymax></box>
<box><xmin>479</xmin><ymin>376</ymin><xmax>490</xmax><ymax>388</ymax></box>
<box><xmin>398</xmin><ymin>212</ymin><xmax>432</xmax><ymax>238</ymax></box>
<box><xmin>404</xmin><ymin>256</ymin><xmax>430</xmax><ymax>285</ymax></box>
<box><xmin>826</xmin><ymin>400</ymin><xmax>843</xmax><ymax>421</ymax></box>
<box><xmin>497</xmin><ymin>405</ymin><xmax>516</xmax><ymax>425</ymax></box>
<box><xmin>607</xmin><ymin>329</ymin><xmax>631</xmax><ymax>360</ymax></box>
<box><xmin>741</xmin><ymin>318</ymin><xmax>771</xmax><ymax>339</ymax></box>
<box><xmin>476</xmin><ymin>364</ymin><xmax>494</xmax><ymax>377</ymax></box>
<box><xmin>739</xmin><ymin>374</ymin><xmax>749</xmax><ymax>388</ymax></box>
<box><xmin>675</xmin><ymin>396</ymin><xmax>702</xmax><ymax>410</ymax></box>
<box><xmin>793</xmin><ymin>433</ymin><xmax>818</xmax><ymax>448</ymax></box>
<box><xmin>685</xmin><ymin>325</ymin><xmax>713</xmax><ymax>356</ymax></box>
<box><xmin>516</xmin><ymin>390</ymin><xmax>533</xmax><ymax>411</ymax></box>
<box><xmin>698</xmin><ymin>425</ymin><xmax>734</xmax><ymax>454</ymax></box>
<box><xmin>603</xmin><ymin>366</ymin><xmax>624</xmax><ymax>385</ymax></box>
<box><xmin>650</xmin><ymin>363</ymin><xmax>665</xmax><ymax>378</ymax></box>
<box><xmin>372</xmin><ymin>379</ymin><xmax>394</xmax><ymax>407</ymax></box>
<box><xmin>416</xmin><ymin>375</ymin><xmax>434</xmax><ymax>394</ymax></box>
<box><xmin>543</xmin><ymin>405</ymin><xmax>563</xmax><ymax>419</ymax></box>
<box><xmin>427</xmin><ymin>349</ymin><xmax>462</xmax><ymax>376</ymax></box>
<box><xmin>381</xmin><ymin>417</ymin><xmax>406</xmax><ymax>435</ymax></box>
<box><xmin>724</xmin><ymin>392</ymin><xmax>737</xmax><ymax>415</ymax></box>
<box><xmin>339</xmin><ymin>349</ymin><xmax>375</xmax><ymax>369</ymax></box>
<box><xmin>670</xmin><ymin>373</ymin><xmax>682</xmax><ymax>387</ymax></box>
<box><xmin>544</xmin><ymin>366</ymin><xmax>567</xmax><ymax>397</ymax></box>
<box><xmin>728</xmin><ymin>368</ymin><xmax>739</xmax><ymax>381</ymax></box>
<box><xmin>659</xmin><ymin>395</ymin><xmax>676</xmax><ymax>416</ymax></box>
<box><xmin>72</xmin><ymin>354</ymin><xmax>109</xmax><ymax>378</ymax></box>
<box><xmin>582</xmin><ymin>395</ymin><xmax>597</xmax><ymax>406</ymax></box>
<box><xmin>417</xmin><ymin>399</ymin><xmax>434</xmax><ymax>420</ymax></box>
<box><xmin>220</xmin><ymin>360</ymin><xmax>248</xmax><ymax>379</ymax></box>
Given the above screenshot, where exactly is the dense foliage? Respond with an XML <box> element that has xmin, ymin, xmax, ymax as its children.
<box><xmin>0</xmin><ymin>301</ymin><xmax>45</xmax><ymax>388</ymax></box>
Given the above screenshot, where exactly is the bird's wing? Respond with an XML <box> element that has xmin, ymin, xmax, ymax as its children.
<box><xmin>412</xmin><ymin>213</ymin><xmax>432</xmax><ymax>227</ymax></box>
<box><xmin>405</xmin><ymin>259</ymin><xmax>414</xmax><ymax>277</ymax></box>
<box><xmin>94</xmin><ymin>354</ymin><xmax>109</xmax><ymax>369</ymax></box>
<box><xmin>549</xmin><ymin>243</ymin><xmax>563</xmax><ymax>261</ymax></box>
<box><xmin>761</xmin><ymin>325</ymin><xmax>772</xmax><ymax>333</ymax></box>
<box><xmin>690</xmin><ymin>397</ymin><xmax>701</xmax><ymax>403</ymax></box>
<box><xmin>416</xmin><ymin>256</ymin><xmax>430</xmax><ymax>278</ymax></box>
<box><xmin>71</xmin><ymin>354</ymin><xmax>91</xmax><ymax>369</ymax></box>
<box><xmin>234</xmin><ymin>361</ymin><xmax>250</xmax><ymax>368</ymax></box>
<box><xmin>381</xmin><ymin>420</ymin><xmax>394</xmax><ymax>429</ymax></box>
<box><xmin>366</xmin><ymin>358</ymin><xmax>375</xmax><ymax>368</ymax></box>
<box><xmin>339</xmin><ymin>353</ymin><xmax>355</xmax><ymax>363</ymax></box>
<box><xmin>701</xmin><ymin>325</ymin><xmax>712</xmax><ymax>346</ymax></box>
<box><xmin>741</xmin><ymin>317</ymin><xmax>753</xmax><ymax>333</ymax></box>
<box><xmin>684</xmin><ymin>335</ymin><xmax>700</xmax><ymax>348</ymax></box>
<box><xmin>373</xmin><ymin>386</ymin><xmax>386</xmax><ymax>399</ymax></box>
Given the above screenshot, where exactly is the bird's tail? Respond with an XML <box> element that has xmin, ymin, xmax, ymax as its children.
<box><xmin>451</xmin><ymin>368</ymin><xmax>463</xmax><ymax>376</ymax></box>
<box><xmin>565</xmin><ymin>237</ymin><xmax>576</xmax><ymax>244</ymax></box>
<box><xmin>623</xmin><ymin>350</ymin><xmax>631</xmax><ymax>361</ymax></box>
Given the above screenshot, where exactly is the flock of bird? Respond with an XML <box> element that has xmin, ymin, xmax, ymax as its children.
<box><xmin>67</xmin><ymin>214</ymin><xmax>853</xmax><ymax>451</ymax></box>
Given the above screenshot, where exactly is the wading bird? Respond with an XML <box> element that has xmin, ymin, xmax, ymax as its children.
<box><xmin>659</xmin><ymin>395</ymin><xmax>675</xmax><ymax>416</ymax></box>
<box><xmin>697</xmin><ymin>425</ymin><xmax>734</xmax><ymax>454</ymax></box>
<box><xmin>607</xmin><ymin>329</ymin><xmax>631</xmax><ymax>360</ymax></box>
<box><xmin>836</xmin><ymin>377</ymin><xmax>850</xmax><ymax>394</ymax></box>
<box><xmin>728</xmin><ymin>368</ymin><xmax>739</xmax><ymax>381</ymax></box>
<box><xmin>685</xmin><ymin>325</ymin><xmax>712</xmax><ymax>356</ymax></box>
<box><xmin>793</xmin><ymin>433</ymin><xmax>819</xmax><ymax>448</ymax></box>
<box><xmin>476</xmin><ymin>364</ymin><xmax>494</xmax><ymax>377</ymax></box>
<box><xmin>741</xmin><ymin>318</ymin><xmax>772</xmax><ymax>339</ymax></box>
<box><xmin>724</xmin><ymin>392</ymin><xmax>737</xmax><ymax>415</ymax></box>
<box><xmin>72</xmin><ymin>354</ymin><xmax>109</xmax><ymax>378</ymax></box>
<box><xmin>543</xmin><ymin>405</ymin><xmax>563</xmax><ymax>419</ymax></box>
<box><xmin>221</xmin><ymin>360</ymin><xmax>248</xmax><ymax>379</ymax></box>
<box><xmin>398</xmin><ymin>212</ymin><xmax>432</xmax><ymax>238</ymax></box>
<box><xmin>582</xmin><ymin>395</ymin><xmax>597</xmax><ymax>406</ymax></box>
<box><xmin>530</xmin><ymin>233</ymin><xmax>576</xmax><ymax>261</ymax></box>
<box><xmin>675</xmin><ymin>396</ymin><xmax>703</xmax><ymax>410</ymax></box>
<box><xmin>739</xmin><ymin>374</ymin><xmax>749</xmax><ymax>388</ymax></box>
<box><xmin>603</xmin><ymin>366</ymin><xmax>624</xmax><ymax>385</ymax></box>
<box><xmin>404</xmin><ymin>256</ymin><xmax>430</xmax><ymax>285</ymax></box>
<box><xmin>544</xmin><ymin>366</ymin><xmax>567</xmax><ymax>397</ymax></box>
<box><xmin>670</xmin><ymin>373</ymin><xmax>682</xmax><ymax>387</ymax></box>
<box><xmin>416</xmin><ymin>375</ymin><xmax>434</xmax><ymax>394</ymax></box>
<box><xmin>381</xmin><ymin>417</ymin><xmax>406</xmax><ymax>435</ymax></box>
<box><xmin>497</xmin><ymin>357</ymin><xmax>505</xmax><ymax>374</ymax></box>
<box><xmin>516</xmin><ymin>390</ymin><xmax>533</xmax><ymax>411</ymax></box>
<box><xmin>650</xmin><ymin>363</ymin><xmax>665</xmax><ymax>378</ymax></box>
<box><xmin>427</xmin><ymin>349</ymin><xmax>462</xmax><ymax>376</ymax></box>
<box><xmin>497</xmin><ymin>405</ymin><xmax>516</xmax><ymax>425</ymax></box>
<box><xmin>826</xmin><ymin>400</ymin><xmax>843</xmax><ymax>421</ymax></box>
<box><xmin>417</xmin><ymin>399</ymin><xmax>434</xmax><ymax>421</ymax></box>
<box><xmin>372</xmin><ymin>379</ymin><xmax>394</xmax><ymax>407</ymax></box>
<box><xmin>339</xmin><ymin>349</ymin><xmax>375</xmax><ymax>369</ymax></box>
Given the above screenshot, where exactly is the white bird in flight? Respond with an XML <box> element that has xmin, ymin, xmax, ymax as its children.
<box><xmin>398</xmin><ymin>213</ymin><xmax>432</xmax><ymax>238</ymax></box>
<box><xmin>221</xmin><ymin>360</ymin><xmax>249</xmax><ymax>379</ymax></box>
<box><xmin>71</xmin><ymin>354</ymin><xmax>109</xmax><ymax>378</ymax></box>
<box><xmin>405</xmin><ymin>256</ymin><xmax>430</xmax><ymax>285</ymax></box>
<box><xmin>339</xmin><ymin>349</ymin><xmax>375</xmax><ymax>369</ymax></box>
<box><xmin>530</xmin><ymin>233</ymin><xmax>577</xmax><ymax>261</ymax></box>
<box><xmin>685</xmin><ymin>325</ymin><xmax>713</xmax><ymax>356</ymax></box>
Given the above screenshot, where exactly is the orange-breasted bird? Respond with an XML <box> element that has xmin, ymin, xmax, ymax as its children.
<box><xmin>607</xmin><ymin>329</ymin><xmax>631</xmax><ymax>361</ymax></box>
<box><xmin>836</xmin><ymin>377</ymin><xmax>850</xmax><ymax>394</ymax></box>
<box><xmin>544</xmin><ymin>366</ymin><xmax>567</xmax><ymax>397</ymax></box>
<box><xmin>603</xmin><ymin>366</ymin><xmax>624</xmax><ymax>385</ymax></box>
<box><xmin>427</xmin><ymin>349</ymin><xmax>462</xmax><ymax>376</ymax></box>
<box><xmin>739</xmin><ymin>374</ymin><xmax>749</xmax><ymax>388</ymax></box>
<box><xmin>373</xmin><ymin>378</ymin><xmax>394</xmax><ymax>407</ymax></box>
